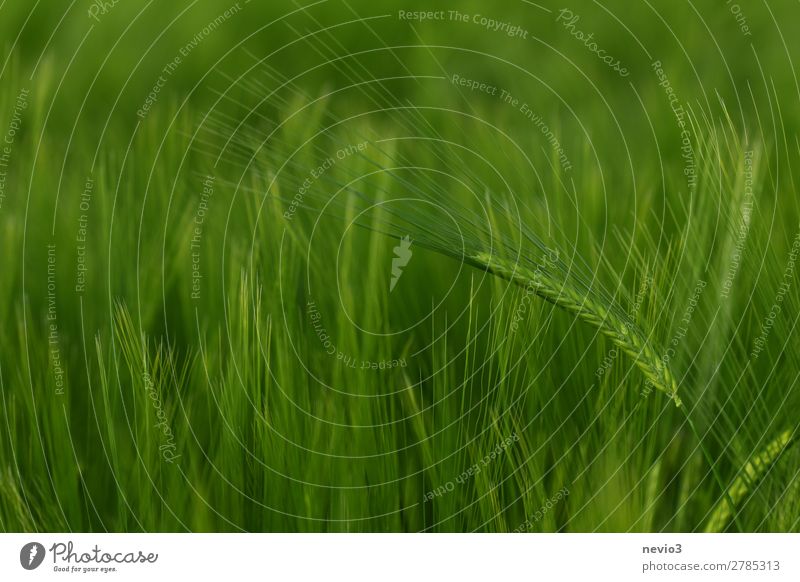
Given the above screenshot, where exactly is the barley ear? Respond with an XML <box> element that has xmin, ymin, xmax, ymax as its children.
<box><xmin>704</xmin><ymin>429</ymin><xmax>797</xmax><ymax>532</ymax></box>
<box><xmin>473</xmin><ymin>252</ymin><xmax>682</xmax><ymax>407</ymax></box>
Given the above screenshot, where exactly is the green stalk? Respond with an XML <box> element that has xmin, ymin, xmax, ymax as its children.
<box><xmin>682</xmin><ymin>409</ymin><xmax>743</xmax><ymax>532</ymax></box>
<box><xmin>473</xmin><ymin>252</ymin><xmax>683</xmax><ymax>407</ymax></box>
<box><xmin>471</xmin><ymin>250</ymin><xmax>749</xmax><ymax>530</ymax></box>
<box><xmin>704</xmin><ymin>429</ymin><xmax>796</xmax><ymax>532</ymax></box>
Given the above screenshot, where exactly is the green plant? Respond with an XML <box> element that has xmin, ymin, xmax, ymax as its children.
<box><xmin>705</xmin><ymin>430</ymin><xmax>798</xmax><ymax>533</ymax></box>
<box><xmin>472</xmin><ymin>251</ymin><xmax>681</xmax><ymax>406</ymax></box>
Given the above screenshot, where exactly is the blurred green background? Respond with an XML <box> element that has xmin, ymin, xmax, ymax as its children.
<box><xmin>1</xmin><ymin>1</ymin><xmax>799</xmax><ymax>532</ymax></box>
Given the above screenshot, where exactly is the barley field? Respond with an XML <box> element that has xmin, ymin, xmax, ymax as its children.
<box><xmin>1</xmin><ymin>0</ymin><xmax>799</xmax><ymax>533</ymax></box>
